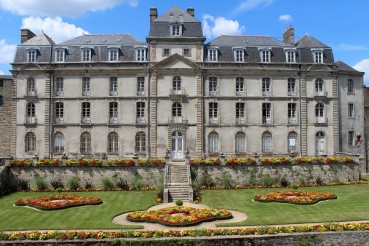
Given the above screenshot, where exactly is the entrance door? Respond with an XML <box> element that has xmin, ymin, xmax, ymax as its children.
<box><xmin>171</xmin><ymin>131</ymin><xmax>183</xmax><ymax>159</ymax></box>
<box><xmin>316</xmin><ymin>131</ymin><xmax>325</xmax><ymax>156</ymax></box>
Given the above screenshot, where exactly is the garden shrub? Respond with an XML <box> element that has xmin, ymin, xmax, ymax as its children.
<box><xmin>84</xmin><ymin>181</ymin><xmax>93</xmax><ymax>190</ymax></box>
<box><xmin>199</xmin><ymin>172</ymin><xmax>214</xmax><ymax>188</ymax></box>
<box><xmin>155</xmin><ymin>176</ymin><xmax>164</xmax><ymax>200</ymax></box>
<box><xmin>34</xmin><ymin>174</ymin><xmax>46</xmax><ymax>191</ymax></box>
<box><xmin>291</xmin><ymin>184</ymin><xmax>299</xmax><ymax>189</ymax></box>
<box><xmin>175</xmin><ymin>199</ymin><xmax>183</xmax><ymax>206</ymax></box>
<box><xmin>299</xmin><ymin>177</ymin><xmax>306</xmax><ymax>185</ymax></box>
<box><xmin>67</xmin><ymin>176</ymin><xmax>80</xmax><ymax>190</ymax></box>
<box><xmin>315</xmin><ymin>176</ymin><xmax>323</xmax><ymax>186</ymax></box>
<box><xmin>50</xmin><ymin>179</ymin><xmax>63</xmax><ymax>189</ymax></box>
<box><xmin>133</xmin><ymin>173</ymin><xmax>143</xmax><ymax>191</ymax></box>
<box><xmin>17</xmin><ymin>179</ymin><xmax>29</xmax><ymax>191</ymax></box>
<box><xmin>261</xmin><ymin>174</ymin><xmax>278</xmax><ymax>187</ymax></box>
<box><xmin>101</xmin><ymin>177</ymin><xmax>114</xmax><ymax>191</ymax></box>
<box><xmin>218</xmin><ymin>173</ymin><xmax>233</xmax><ymax>187</ymax></box>
<box><xmin>280</xmin><ymin>176</ymin><xmax>289</xmax><ymax>187</ymax></box>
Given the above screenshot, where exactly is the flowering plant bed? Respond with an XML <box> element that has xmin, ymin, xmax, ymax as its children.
<box><xmin>326</xmin><ymin>156</ymin><xmax>355</xmax><ymax>163</ymax></box>
<box><xmin>254</xmin><ymin>190</ymin><xmax>337</xmax><ymax>205</ymax></box>
<box><xmin>15</xmin><ymin>194</ymin><xmax>103</xmax><ymax>210</ymax></box>
<box><xmin>259</xmin><ymin>157</ymin><xmax>291</xmax><ymax>164</ymax></box>
<box><xmin>126</xmin><ymin>206</ymin><xmax>232</xmax><ymax>227</ymax></box>
<box><xmin>225</xmin><ymin>157</ymin><xmax>256</xmax><ymax>165</ymax></box>
<box><xmin>35</xmin><ymin>158</ymin><xmax>61</xmax><ymax>166</ymax></box>
<box><xmin>138</xmin><ymin>158</ymin><xmax>165</xmax><ymax>166</ymax></box>
<box><xmin>9</xmin><ymin>159</ymin><xmax>33</xmax><ymax>167</ymax></box>
<box><xmin>294</xmin><ymin>156</ymin><xmax>324</xmax><ymax>163</ymax></box>
<box><xmin>107</xmin><ymin>159</ymin><xmax>135</xmax><ymax>166</ymax></box>
<box><xmin>190</xmin><ymin>158</ymin><xmax>221</xmax><ymax>165</ymax></box>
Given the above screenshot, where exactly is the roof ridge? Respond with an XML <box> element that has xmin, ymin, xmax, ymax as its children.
<box><xmin>83</xmin><ymin>33</ymin><xmax>132</xmax><ymax>36</ymax></box>
<box><xmin>222</xmin><ymin>34</ymin><xmax>269</xmax><ymax>37</ymax></box>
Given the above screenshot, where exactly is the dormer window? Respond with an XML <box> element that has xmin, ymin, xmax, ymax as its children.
<box><xmin>81</xmin><ymin>48</ymin><xmax>92</xmax><ymax>62</ymax></box>
<box><xmin>55</xmin><ymin>48</ymin><xmax>66</xmax><ymax>62</ymax></box>
<box><xmin>27</xmin><ymin>49</ymin><xmax>37</xmax><ymax>62</ymax></box>
<box><xmin>284</xmin><ymin>49</ymin><xmax>296</xmax><ymax>63</ymax></box>
<box><xmin>233</xmin><ymin>47</ymin><xmax>244</xmax><ymax>62</ymax></box>
<box><xmin>259</xmin><ymin>48</ymin><xmax>271</xmax><ymax>63</ymax></box>
<box><xmin>108</xmin><ymin>48</ymin><xmax>119</xmax><ymax>62</ymax></box>
<box><xmin>171</xmin><ymin>24</ymin><xmax>182</xmax><ymax>36</ymax></box>
<box><xmin>312</xmin><ymin>49</ymin><xmax>323</xmax><ymax>63</ymax></box>
<box><xmin>208</xmin><ymin>47</ymin><xmax>219</xmax><ymax>62</ymax></box>
<box><xmin>135</xmin><ymin>46</ymin><xmax>147</xmax><ymax>62</ymax></box>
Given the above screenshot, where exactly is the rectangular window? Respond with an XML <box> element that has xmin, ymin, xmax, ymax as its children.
<box><xmin>236</xmin><ymin>77</ymin><xmax>244</xmax><ymax>95</ymax></box>
<box><xmin>236</xmin><ymin>102</ymin><xmax>245</xmax><ymax>124</ymax></box>
<box><xmin>288</xmin><ymin>78</ymin><xmax>295</xmax><ymax>96</ymax></box>
<box><xmin>55</xmin><ymin>102</ymin><xmax>64</xmax><ymax>123</ymax></box>
<box><xmin>348</xmin><ymin>79</ymin><xmax>354</xmax><ymax>94</ymax></box>
<box><xmin>183</xmin><ymin>48</ymin><xmax>190</xmax><ymax>56</ymax></box>
<box><xmin>286</xmin><ymin>50</ymin><xmax>295</xmax><ymax>63</ymax></box>
<box><xmin>262</xmin><ymin>103</ymin><xmax>271</xmax><ymax>124</ymax></box>
<box><xmin>82</xmin><ymin>77</ymin><xmax>90</xmax><ymax>96</ymax></box>
<box><xmin>55</xmin><ymin>77</ymin><xmax>63</xmax><ymax>96</ymax></box>
<box><xmin>163</xmin><ymin>48</ymin><xmax>170</xmax><ymax>56</ymax></box>
<box><xmin>209</xmin><ymin>102</ymin><xmax>218</xmax><ymax>124</ymax></box>
<box><xmin>110</xmin><ymin>77</ymin><xmax>117</xmax><ymax>96</ymax></box>
<box><xmin>315</xmin><ymin>79</ymin><xmax>324</xmax><ymax>95</ymax></box>
<box><xmin>172</xmin><ymin>25</ymin><xmax>180</xmax><ymax>36</ymax></box>
<box><xmin>208</xmin><ymin>49</ymin><xmax>218</xmax><ymax>62</ymax></box>
<box><xmin>209</xmin><ymin>77</ymin><xmax>217</xmax><ymax>96</ymax></box>
<box><xmin>348</xmin><ymin>103</ymin><xmax>354</xmax><ymax>117</ymax></box>
<box><xmin>314</xmin><ymin>51</ymin><xmax>323</xmax><ymax>63</ymax></box>
<box><xmin>81</xmin><ymin>49</ymin><xmax>91</xmax><ymax>62</ymax></box>
<box><xmin>109</xmin><ymin>49</ymin><xmax>119</xmax><ymax>61</ymax></box>
<box><xmin>262</xmin><ymin>50</ymin><xmax>270</xmax><ymax>62</ymax></box>
<box><xmin>234</xmin><ymin>49</ymin><xmax>244</xmax><ymax>62</ymax></box>
<box><xmin>348</xmin><ymin>131</ymin><xmax>355</xmax><ymax>147</ymax></box>
<box><xmin>28</xmin><ymin>50</ymin><xmax>36</xmax><ymax>62</ymax></box>
<box><xmin>137</xmin><ymin>77</ymin><xmax>145</xmax><ymax>95</ymax></box>
<box><xmin>55</xmin><ymin>49</ymin><xmax>64</xmax><ymax>62</ymax></box>
<box><xmin>136</xmin><ymin>48</ymin><xmax>146</xmax><ymax>61</ymax></box>
<box><xmin>81</xmin><ymin>102</ymin><xmax>90</xmax><ymax>123</ymax></box>
<box><xmin>262</xmin><ymin>78</ymin><xmax>270</xmax><ymax>96</ymax></box>
<box><xmin>109</xmin><ymin>102</ymin><xmax>118</xmax><ymax>123</ymax></box>
<box><xmin>288</xmin><ymin>103</ymin><xmax>296</xmax><ymax>124</ymax></box>
<box><xmin>0</xmin><ymin>80</ymin><xmax>3</xmax><ymax>87</ymax></box>
<box><xmin>0</xmin><ymin>96</ymin><xmax>3</xmax><ymax>106</ymax></box>
<box><xmin>136</xmin><ymin>102</ymin><xmax>145</xmax><ymax>123</ymax></box>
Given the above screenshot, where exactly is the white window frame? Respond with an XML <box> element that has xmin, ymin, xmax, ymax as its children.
<box><xmin>284</xmin><ymin>49</ymin><xmax>296</xmax><ymax>63</ymax></box>
<box><xmin>163</xmin><ymin>48</ymin><xmax>170</xmax><ymax>56</ymax></box>
<box><xmin>81</xmin><ymin>102</ymin><xmax>91</xmax><ymax>123</ymax></box>
<box><xmin>312</xmin><ymin>49</ymin><xmax>323</xmax><ymax>64</ymax></box>
<box><xmin>27</xmin><ymin>49</ymin><xmax>37</xmax><ymax>62</ymax></box>
<box><xmin>209</xmin><ymin>77</ymin><xmax>218</xmax><ymax>96</ymax></box>
<box><xmin>135</xmin><ymin>131</ymin><xmax>146</xmax><ymax>152</ymax></box>
<box><xmin>235</xmin><ymin>132</ymin><xmax>246</xmax><ymax>153</ymax></box>
<box><xmin>54</xmin><ymin>132</ymin><xmax>64</xmax><ymax>153</ymax></box>
<box><xmin>109</xmin><ymin>48</ymin><xmax>119</xmax><ymax>62</ymax></box>
<box><xmin>315</xmin><ymin>103</ymin><xmax>325</xmax><ymax>123</ymax></box>
<box><xmin>137</xmin><ymin>77</ymin><xmax>145</xmax><ymax>95</ymax></box>
<box><xmin>208</xmin><ymin>132</ymin><xmax>219</xmax><ymax>153</ymax></box>
<box><xmin>55</xmin><ymin>102</ymin><xmax>64</xmax><ymax>123</ymax></box>
<box><xmin>259</xmin><ymin>48</ymin><xmax>271</xmax><ymax>63</ymax></box>
<box><xmin>81</xmin><ymin>48</ymin><xmax>92</xmax><ymax>62</ymax></box>
<box><xmin>262</xmin><ymin>103</ymin><xmax>271</xmax><ymax>124</ymax></box>
<box><xmin>27</xmin><ymin>78</ymin><xmax>35</xmax><ymax>93</ymax></box>
<box><xmin>110</xmin><ymin>77</ymin><xmax>117</xmax><ymax>96</ymax></box>
<box><xmin>80</xmin><ymin>132</ymin><xmax>91</xmax><ymax>153</ymax></box>
<box><xmin>208</xmin><ymin>48</ymin><xmax>218</xmax><ymax>62</ymax></box>
<box><xmin>348</xmin><ymin>131</ymin><xmax>355</xmax><ymax>147</ymax></box>
<box><xmin>288</xmin><ymin>78</ymin><xmax>295</xmax><ymax>96</ymax></box>
<box><xmin>82</xmin><ymin>77</ymin><xmax>90</xmax><ymax>96</ymax></box>
<box><xmin>209</xmin><ymin>102</ymin><xmax>218</xmax><ymax>124</ymax></box>
<box><xmin>55</xmin><ymin>77</ymin><xmax>63</xmax><ymax>96</ymax></box>
<box><xmin>25</xmin><ymin>132</ymin><xmax>36</xmax><ymax>152</ymax></box>
<box><xmin>348</xmin><ymin>79</ymin><xmax>354</xmax><ymax>94</ymax></box>
<box><xmin>236</xmin><ymin>77</ymin><xmax>244</xmax><ymax>95</ymax></box>
<box><xmin>288</xmin><ymin>131</ymin><xmax>297</xmax><ymax>153</ymax></box>
<box><xmin>136</xmin><ymin>102</ymin><xmax>145</xmax><ymax>122</ymax></box>
<box><xmin>315</xmin><ymin>78</ymin><xmax>324</xmax><ymax>96</ymax></box>
<box><xmin>262</xmin><ymin>131</ymin><xmax>272</xmax><ymax>153</ymax></box>
<box><xmin>348</xmin><ymin>103</ymin><xmax>354</xmax><ymax>117</ymax></box>
<box><xmin>233</xmin><ymin>48</ymin><xmax>244</xmax><ymax>62</ymax></box>
<box><xmin>171</xmin><ymin>24</ymin><xmax>182</xmax><ymax>36</ymax></box>
<box><xmin>236</xmin><ymin>102</ymin><xmax>245</xmax><ymax>124</ymax></box>
<box><xmin>135</xmin><ymin>47</ymin><xmax>147</xmax><ymax>62</ymax></box>
<box><xmin>288</xmin><ymin>103</ymin><xmax>296</xmax><ymax>124</ymax></box>
<box><xmin>109</xmin><ymin>102</ymin><xmax>118</xmax><ymax>123</ymax></box>
<box><xmin>262</xmin><ymin>77</ymin><xmax>271</xmax><ymax>96</ymax></box>
<box><xmin>108</xmin><ymin>132</ymin><xmax>119</xmax><ymax>153</ymax></box>
<box><xmin>55</xmin><ymin>48</ymin><xmax>65</xmax><ymax>62</ymax></box>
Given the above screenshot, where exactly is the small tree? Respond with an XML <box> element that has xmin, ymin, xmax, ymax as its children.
<box><xmin>55</xmin><ymin>187</ymin><xmax>62</xmax><ymax>197</ymax></box>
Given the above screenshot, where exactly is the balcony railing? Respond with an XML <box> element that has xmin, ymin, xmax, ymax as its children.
<box><xmin>288</xmin><ymin>118</ymin><xmax>297</xmax><ymax>124</ymax></box>
<box><xmin>236</xmin><ymin>117</ymin><xmax>245</xmax><ymax>124</ymax></box>
<box><xmin>315</xmin><ymin>117</ymin><xmax>328</xmax><ymax>124</ymax></box>
<box><xmin>169</xmin><ymin>87</ymin><xmax>187</xmax><ymax>98</ymax></box>
<box><xmin>25</xmin><ymin>116</ymin><xmax>37</xmax><ymax>125</ymax></box>
<box><xmin>82</xmin><ymin>91</ymin><xmax>90</xmax><ymax>96</ymax></box>
<box><xmin>137</xmin><ymin>90</ymin><xmax>145</xmax><ymax>96</ymax></box>
<box><xmin>262</xmin><ymin>116</ymin><xmax>271</xmax><ymax>124</ymax></box>
<box><xmin>55</xmin><ymin>90</ymin><xmax>63</xmax><ymax>96</ymax></box>
<box><xmin>26</xmin><ymin>89</ymin><xmax>37</xmax><ymax>98</ymax></box>
<box><xmin>81</xmin><ymin>117</ymin><xmax>91</xmax><ymax>124</ymax></box>
<box><xmin>209</xmin><ymin>117</ymin><xmax>218</xmax><ymax>124</ymax></box>
<box><xmin>109</xmin><ymin>117</ymin><xmax>118</xmax><ymax>124</ymax></box>
<box><xmin>288</xmin><ymin>91</ymin><xmax>295</xmax><ymax>96</ymax></box>
<box><xmin>209</xmin><ymin>90</ymin><xmax>217</xmax><ymax>96</ymax></box>
<box><xmin>136</xmin><ymin>117</ymin><xmax>146</xmax><ymax>124</ymax></box>
<box><xmin>54</xmin><ymin>117</ymin><xmax>64</xmax><ymax>124</ymax></box>
<box><xmin>315</xmin><ymin>90</ymin><xmax>327</xmax><ymax>97</ymax></box>
<box><xmin>169</xmin><ymin>116</ymin><xmax>188</xmax><ymax>124</ymax></box>
<box><xmin>262</xmin><ymin>91</ymin><xmax>271</xmax><ymax>96</ymax></box>
<box><xmin>110</xmin><ymin>90</ymin><xmax>118</xmax><ymax>96</ymax></box>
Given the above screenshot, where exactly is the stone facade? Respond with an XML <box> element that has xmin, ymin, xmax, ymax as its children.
<box><xmin>0</xmin><ymin>75</ymin><xmax>13</xmax><ymax>157</ymax></box>
<box><xmin>9</xmin><ymin>6</ymin><xmax>365</xmax><ymax>164</ymax></box>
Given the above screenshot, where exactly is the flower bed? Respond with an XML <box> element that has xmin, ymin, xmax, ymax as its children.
<box><xmin>254</xmin><ymin>190</ymin><xmax>337</xmax><ymax>205</ymax></box>
<box><xmin>259</xmin><ymin>157</ymin><xmax>291</xmax><ymax>164</ymax></box>
<box><xmin>126</xmin><ymin>206</ymin><xmax>232</xmax><ymax>227</ymax></box>
<box><xmin>107</xmin><ymin>159</ymin><xmax>135</xmax><ymax>166</ymax></box>
<box><xmin>225</xmin><ymin>157</ymin><xmax>256</xmax><ymax>165</ymax></box>
<box><xmin>138</xmin><ymin>158</ymin><xmax>166</xmax><ymax>166</ymax></box>
<box><xmin>189</xmin><ymin>158</ymin><xmax>220</xmax><ymax>165</ymax></box>
<box><xmin>35</xmin><ymin>158</ymin><xmax>62</xmax><ymax>166</ymax></box>
<box><xmin>15</xmin><ymin>194</ymin><xmax>103</xmax><ymax>210</ymax></box>
<box><xmin>9</xmin><ymin>159</ymin><xmax>32</xmax><ymax>167</ymax></box>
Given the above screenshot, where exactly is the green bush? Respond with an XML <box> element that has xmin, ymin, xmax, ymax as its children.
<box><xmin>291</xmin><ymin>184</ymin><xmax>299</xmax><ymax>189</ymax></box>
<box><xmin>175</xmin><ymin>199</ymin><xmax>183</xmax><ymax>206</ymax></box>
<box><xmin>34</xmin><ymin>174</ymin><xmax>46</xmax><ymax>191</ymax></box>
<box><xmin>199</xmin><ymin>172</ymin><xmax>214</xmax><ymax>187</ymax></box>
<box><xmin>133</xmin><ymin>173</ymin><xmax>143</xmax><ymax>191</ymax></box>
<box><xmin>101</xmin><ymin>177</ymin><xmax>114</xmax><ymax>191</ymax></box>
<box><xmin>261</xmin><ymin>174</ymin><xmax>277</xmax><ymax>188</ymax></box>
<box><xmin>67</xmin><ymin>176</ymin><xmax>79</xmax><ymax>190</ymax></box>
<box><xmin>17</xmin><ymin>179</ymin><xmax>29</xmax><ymax>191</ymax></box>
<box><xmin>218</xmin><ymin>173</ymin><xmax>232</xmax><ymax>187</ymax></box>
<box><xmin>155</xmin><ymin>176</ymin><xmax>164</xmax><ymax>199</ymax></box>
<box><xmin>50</xmin><ymin>179</ymin><xmax>63</xmax><ymax>189</ymax></box>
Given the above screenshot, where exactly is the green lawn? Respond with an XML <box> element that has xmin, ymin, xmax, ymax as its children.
<box><xmin>201</xmin><ymin>184</ymin><xmax>369</xmax><ymax>226</ymax></box>
<box><xmin>1</xmin><ymin>185</ymin><xmax>369</xmax><ymax>230</ymax></box>
<box><xmin>0</xmin><ymin>190</ymin><xmax>156</xmax><ymax>230</ymax></box>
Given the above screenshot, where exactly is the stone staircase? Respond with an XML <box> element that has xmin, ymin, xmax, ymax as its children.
<box><xmin>164</xmin><ymin>161</ymin><xmax>192</xmax><ymax>203</ymax></box>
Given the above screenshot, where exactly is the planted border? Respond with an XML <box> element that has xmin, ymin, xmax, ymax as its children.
<box><xmin>254</xmin><ymin>190</ymin><xmax>337</xmax><ymax>205</ymax></box>
<box><xmin>15</xmin><ymin>194</ymin><xmax>103</xmax><ymax>210</ymax></box>
<box><xmin>126</xmin><ymin>206</ymin><xmax>232</xmax><ymax>227</ymax></box>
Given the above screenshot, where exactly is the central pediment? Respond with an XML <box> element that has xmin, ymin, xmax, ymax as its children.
<box><xmin>151</xmin><ymin>53</ymin><xmax>201</xmax><ymax>70</ymax></box>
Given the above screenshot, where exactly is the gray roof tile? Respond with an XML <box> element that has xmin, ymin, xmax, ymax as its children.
<box><xmin>153</xmin><ymin>6</ymin><xmax>200</xmax><ymax>23</ymax></box>
<box><xmin>20</xmin><ymin>33</ymin><xmax>55</xmax><ymax>46</ymax></box>
<box><xmin>296</xmin><ymin>34</ymin><xmax>329</xmax><ymax>48</ymax></box>
<box><xmin>336</xmin><ymin>60</ymin><xmax>359</xmax><ymax>72</ymax></box>
<box><xmin>57</xmin><ymin>34</ymin><xmax>144</xmax><ymax>46</ymax></box>
<box><xmin>207</xmin><ymin>35</ymin><xmax>294</xmax><ymax>47</ymax></box>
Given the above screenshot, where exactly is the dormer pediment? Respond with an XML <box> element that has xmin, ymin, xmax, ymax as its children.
<box><xmin>151</xmin><ymin>53</ymin><xmax>201</xmax><ymax>70</ymax></box>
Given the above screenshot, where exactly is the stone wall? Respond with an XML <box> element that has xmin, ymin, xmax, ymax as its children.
<box><xmin>0</xmin><ymin>76</ymin><xmax>12</xmax><ymax>157</ymax></box>
<box><xmin>191</xmin><ymin>162</ymin><xmax>359</xmax><ymax>186</ymax></box>
<box><xmin>8</xmin><ymin>166</ymin><xmax>165</xmax><ymax>190</ymax></box>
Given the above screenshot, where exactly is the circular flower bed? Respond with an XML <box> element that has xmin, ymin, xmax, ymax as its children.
<box><xmin>126</xmin><ymin>206</ymin><xmax>232</xmax><ymax>227</ymax></box>
<box><xmin>254</xmin><ymin>190</ymin><xmax>337</xmax><ymax>205</ymax></box>
<box><xmin>15</xmin><ymin>194</ymin><xmax>103</xmax><ymax>210</ymax></box>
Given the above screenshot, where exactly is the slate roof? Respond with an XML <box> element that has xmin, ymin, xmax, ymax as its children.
<box><xmin>296</xmin><ymin>34</ymin><xmax>329</xmax><ymax>48</ymax></box>
<box><xmin>20</xmin><ymin>33</ymin><xmax>55</xmax><ymax>46</ymax></box>
<box><xmin>57</xmin><ymin>34</ymin><xmax>144</xmax><ymax>46</ymax></box>
<box><xmin>148</xmin><ymin>6</ymin><xmax>203</xmax><ymax>38</ymax></box>
<box><xmin>207</xmin><ymin>35</ymin><xmax>293</xmax><ymax>47</ymax></box>
<box><xmin>336</xmin><ymin>60</ymin><xmax>360</xmax><ymax>72</ymax></box>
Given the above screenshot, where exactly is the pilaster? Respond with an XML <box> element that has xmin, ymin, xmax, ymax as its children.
<box><xmin>10</xmin><ymin>74</ymin><xmax>17</xmax><ymax>157</ymax></box>
<box><xmin>196</xmin><ymin>75</ymin><xmax>202</xmax><ymax>157</ymax></box>
<box><xmin>44</xmin><ymin>73</ymin><xmax>51</xmax><ymax>158</ymax></box>
<box><xmin>300</xmin><ymin>73</ymin><xmax>307</xmax><ymax>155</ymax></box>
<box><xmin>150</xmin><ymin>72</ymin><xmax>157</xmax><ymax>157</ymax></box>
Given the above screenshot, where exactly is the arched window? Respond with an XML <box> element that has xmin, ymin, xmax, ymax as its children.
<box><xmin>315</xmin><ymin>78</ymin><xmax>324</xmax><ymax>95</ymax></box>
<box><xmin>235</xmin><ymin>132</ymin><xmax>246</xmax><ymax>153</ymax></box>
<box><xmin>54</xmin><ymin>132</ymin><xmax>64</xmax><ymax>153</ymax></box>
<box><xmin>316</xmin><ymin>131</ymin><xmax>325</xmax><ymax>156</ymax></box>
<box><xmin>25</xmin><ymin>132</ymin><xmax>36</xmax><ymax>152</ymax></box>
<box><xmin>172</xmin><ymin>76</ymin><xmax>181</xmax><ymax>94</ymax></box>
<box><xmin>80</xmin><ymin>132</ymin><xmax>91</xmax><ymax>153</ymax></box>
<box><xmin>108</xmin><ymin>132</ymin><xmax>119</xmax><ymax>153</ymax></box>
<box><xmin>315</xmin><ymin>103</ymin><xmax>324</xmax><ymax>123</ymax></box>
<box><xmin>262</xmin><ymin>131</ymin><xmax>272</xmax><ymax>153</ymax></box>
<box><xmin>135</xmin><ymin>131</ymin><xmax>146</xmax><ymax>153</ymax></box>
<box><xmin>287</xmin><ymin>131</ymin><xmax>297</xmax><ymax>153</ymax></box>
<box><xmin>208</xmin><ymin>132</ymin><xmax>219</xmax><ymax>153</ymax></box>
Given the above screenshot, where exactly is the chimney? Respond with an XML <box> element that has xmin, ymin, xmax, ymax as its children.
<box><xmin>150</xmin><ymin>7</ymin><xmax>157</xmax><ymax>23</ymax></box>
<box><xmin>186</xmin><ymin>7</ymin><xmax>195</xmax><ymax>17</ymax></box>
<box><xmin>21</xmin><ymin>29</ymin><xmax>36</xmax><ymax>44</ymax></box>
<box><xmin>283</xmin><ymin>26</ymin><xmax>294</xmax><ymax>45</ymax></box>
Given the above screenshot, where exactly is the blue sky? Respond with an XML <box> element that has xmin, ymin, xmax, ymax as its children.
<box><xmin>1</xmin><ymin>0</ymin><xmax>369</xmax><ymax>84</ymax></box>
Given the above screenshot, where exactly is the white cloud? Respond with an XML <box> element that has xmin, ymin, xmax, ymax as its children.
<box><xmin>235</xmin><ymin>0</ymin><xmax>274</xmax><ymax>12</ymax></box>
<box><xmin>0</xmin><ymin>70</ymin><xmax>4</xmax><ymax>75</ymax></box>
<box><xmin>279</xmin><ymin>14</ymin><xmax>293</xmax><ymax>23</ymax></box>
<box><xmin>0</xmin><ymin>39</ymin><xmax>16</xmax><ymax>63</ymax></box>
<box><xmin>353</xmin><ymin>59</ymin><xmax>369</xmax><ymax>85</ymax></box>
<box><xmin>0</xmin><ymin>0</ymin><xmax>138</xmax><ymax>17</ymax></box>
<box><xmin>22</xmin><ymin>17</ymin><xmax>88</xmax><ymax>44</ymax></box>
<box><xmin>203</xmin><ymin>14</ymin><xmax>245</xmax><ymax>39</ymax></box>
<box><xmin>337</xmin><ymin>43</ymin><xmax>369</xmax><ymax>51</ymax></box>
